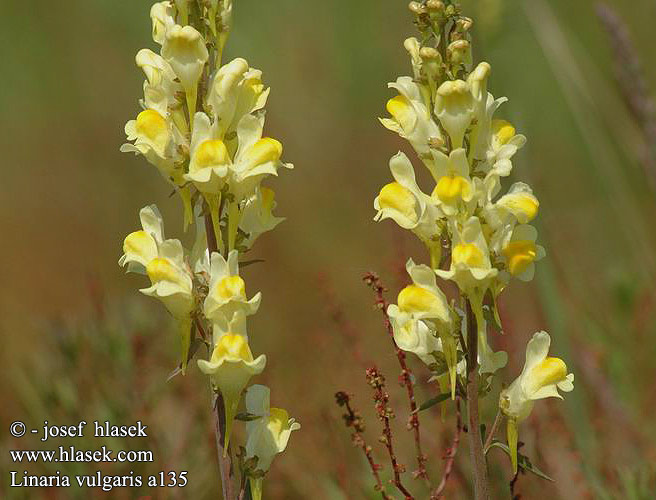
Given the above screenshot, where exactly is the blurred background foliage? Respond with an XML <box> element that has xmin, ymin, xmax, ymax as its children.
<box><xmin>1</xmin><ymin>0</ymin><xmax>656</xmax><ymax>498</ymax></box>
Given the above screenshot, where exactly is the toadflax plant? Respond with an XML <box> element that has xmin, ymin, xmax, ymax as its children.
<box><xmin>338</xmin><ymin>1</ymin><xmax>574</xmax><ymax>499</ymax></box>
<box><xmin>118</xmin><ymin>1</ymin><xmax>299</xmax><ymax>498</ymax></box>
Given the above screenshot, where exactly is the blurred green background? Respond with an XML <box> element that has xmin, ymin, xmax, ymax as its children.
<box><xmin>2</xmin><ymin>0</ymin><xmax>656</xmax><ymax>498</ymax></box>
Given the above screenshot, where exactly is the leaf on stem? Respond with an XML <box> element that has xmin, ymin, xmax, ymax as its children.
<box><xmin>487</xmin><ymin>442</ymin><xmax>555</xmax><ymax>481</ymax></box>
<box><xmin>415</xmin><ymin>392</ymin><xmax>450</xmax><ymax>413</ymax></box>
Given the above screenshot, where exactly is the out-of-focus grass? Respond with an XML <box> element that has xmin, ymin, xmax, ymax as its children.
<box><xmin>1</xmin><ymin>296</ymin><xmax>220</xmax><ymax>499</ymax></box>
<box><xmin>2</xmin><ymin>0</ymin><xmax>656</xmax><ymax>498</ymax></box>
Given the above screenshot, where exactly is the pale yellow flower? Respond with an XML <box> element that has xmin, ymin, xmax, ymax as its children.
<box><xmin>141</xmin><ymin>240</ymin><xmax>193</xmax><ymax>319</ymax></box>
<box><xmin>434</xmin><ymin>79</ymin><xmax>474</xmax><ymax>148</ymax></box>
<box><xmin>227</xmin><ymin>113</ymin><xmax>293</xmax><ymax>202</ymax></box>
<box><xmin>500</xmin><ymin>331</ymin><xmax>573</xmax><ymax>472</ymax></box>
<box><xmin>483</xmin><ymin>182</ymin><xmax>540</xmax><ymax>255</ymax></box>
<box><xmin>150</xmin><ymin>1</ymin><xmax>175</xmax><ymax>45</ymax></box>
<box><xmin>388</xmin><ymin>310</ymin><xmax>441</xmax><ymax>365</ymax></box>
<box><xmin>380</xmin><ymin>76</ymin><xmax>440</xmax><ymax>158</ymax></box>
<box><xmin>436</xmin><ymin>216</ymin><xmax>497</xmax><ymax>293</ymax></box>
<box><xmin>204</xmin><ymin>250</ymin><xmax>261</xmax><ymax>324</ymax></box>
<box><xmin>374</xmin><ymin>152</ymin><xmax>441</xmax><ymax>242</ymax></box>
<box><xmin>427</xmin><ymin>147</ymin><xmax>474</xmax><ymax>215</ymax></box>
<box><xmin>120</xmin><ymin>107</ymin><xmax>187</xmax><ymax>187</ymax></box>
<box><xmin>198</xmin><ymin>334</ymin><xmax>266</xmax><ymax>452</ymax></box>
<box><xmin>185</xmin><ymin>111</ymin><xmax>231</xmax><ymax>194</ymax></box>
<box><xmin>495</xmin><ymin>182</ymin><xmax>539</xmax><ymax>225</ymax></box>
<box><xmin>142</xmin><ymin>240</ymin><xmax>195</xmax><ymax>373</ymax></box>
<box><xmin>501</xmin><ymin>224</ymin><xmax>545</xmax><ymax>281</ymax></box>
<box><xmin>206</xmin><ymin>58</ymin><xmax>269</xmax><ymax>144</ymax></box>
<box><xmin>119</xmin><ymin>205</ymin><xmax>195</xmax><ymax>371</ymax></box>
<box><xmin>119</xmin><ymin>204</ymin><xmax>164</xmax><ymax>272</ymax></box>
<box><xmin>162</xmin><ymin>24</ymin><xmax>209</xmax><ymax>119</ymax></box>
<box><xmin>484</xmin><ymin>119</ymin><xmax>526</xmax><ymax>177</ymax></box>
<box><xmin>239</xmin><ymin>186</ymin><xmax>285</xmax><ymax>249</ymax></box>
<box><xmin>403</xmin><ymin>37</ymin><xmax>423</xmax><ymax>79</ymax></box>
<box><xmin>245</xmin><ymin>385</ymin><xmax>300</xmax><ymax>472</ymax></box>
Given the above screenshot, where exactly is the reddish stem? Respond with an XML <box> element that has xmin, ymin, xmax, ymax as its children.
<box><xmin>431</xmin><ymin>398</ymin><xmax>462</xmax><ymax>499</ymax></box>
<box><xmin>335</xmin><ymin>392</ymin><xmax>392</xmax><ymax>499</ymax></box>
<box><xmin>366</xmin><ymin>366</ymin><xmax>415</xmax><ymax>500</ymax></box>
<box><xmin>364</xmin><ymin>272</ymin><xmax>429</xmax><ymax>481</ymax></box>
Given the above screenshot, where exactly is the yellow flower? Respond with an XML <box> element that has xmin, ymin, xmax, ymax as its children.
<box><xmin>119</xmin><ymin>205</ymin><xmax>195</xmax><ymax>371</ymax></box>
<box><xmin>141</xmin><ymin>241</ymin><xmax>193</xmax><ymax>319</ymax></box>
<box><xmin>162</xmin><ymin>24</ymin><xmax>208</xmax><ymax>93</ymax></box>
<box><xmin>495</xmin><ymin>182</ymin><xmax>539</xmax><ymax>224</ymax></box>
<box><xmin>397</xmin><ymin>259</ymin><xmax>450</xmax><ymax>322</ymax></box>
<box><xmin>501</xmin><ymin>224</ymin><xmax>545</xmax><ymax>281</ymax></box>
<box><xmin>434</xmin><ymin>79</ymin><xmax>474</xmax><ymax>148</ymax></box>
<box><xmin>374</xmin><ymin>152</ymin><xmax>441</xmax><ymax>242</ymax></box>
<box><xmin>427</xmin><ymin>148</ymin><xmax>474</xmax><ymax>215</ymax></box>
<box><xmin>227</xmin><ymin>113</ymin><xmax>293</xmax><ymax>202</ymax></box>
<box><xmin>461</xmin><ymin>307</ymin><xmax>507</xmax><ymax>375</ymax></box>
<box><xmin>484</xmin><ymin>118</ymin><xmax>526</xmax><ymax>177</ymax></box>
<box><xmin>206</xmin><ymin>58</ymin><xmax>270</xmax><ymax>143</ymax></box>
<box><xmin>121</xmin><ymin>108</ymin><xmax>187</xmax><ymax>187</ymax></box>
<box><xmin>136</xmin><ymin>48</ymin><xmax>179</xmax><ymax>92</ymax></box>
<box><xmin>150</xmin><ymin>1</ymin><xmax>175</xmax><ymax>45</ymax></box>
<box><xmin>380</xmin><ymin>76</ymin><xmax>441</xmax><ymax>158</ymax></box>
<box><xmin>239</xmin><ymin>186</ymin><xmax>285</xmax><ymax>249</ymax></box>
<box><xmin>135</xmin><ymin>49</ymin><xmax>182</xmax><ymax>115</ymax></box>
<box><xmin>500</xmin><ymin>331</ymin><xmax>573</xmax><ymax>472</ymax></box>
<box><xmin>245</xmin><ymin>385</ymin><xmax>300</xmax><ymax>473</ymax></box>
<box><xmin>387</xmin><ymin>309</ymin><xmax>441</xmax><ymax>366</ymax></box>
<box><xmin>436</xmin><ymin>216</ymin><xmax>497</xmax><ymax>293</ymax></box>
<box><xmin>204</xmin><ymin>250</ymin><xmax>261</xmax><ymax>324</ymax></box>
<box><xmin>198</xmin><ymin>334</ymin><xmax>266</xmax><ymax>452</ymax></box>
<box><xmin>387</xmin><ymin>259</ymin><xmax>459</xmax><ymax>392</ymax></box>
<box><xmin>403</xmin><ymin>37</ymin><xmax>423</xmax><ymax>78</ymax></box>
<box><xmin>119</xmin><ymin>205</ymin><xmax>164</xmax><ymax>272</ymax></box>
<box><xmin>162</xmin><ymin>24</ymin><xmax>209</xmax><ymax>120</ymax></box>
<box><xmin>185</xmin><ymin>112</ymin><xmax>231</xmax><ymax>194</ymax></box>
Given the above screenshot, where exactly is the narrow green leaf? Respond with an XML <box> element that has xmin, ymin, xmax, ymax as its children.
<box><xmin>488</xmin><ymin>442</ymin><xmax>555</xmax><ymax>482</ymax></box>
<box><xmin>415</xmin><ymin>393</ymin><xmax>450</xmax><ymax>413</ymax></box>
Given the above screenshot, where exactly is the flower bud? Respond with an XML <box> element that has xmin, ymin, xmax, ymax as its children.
<box><xmin>419</xmin><ymin>47</ymin><xmax>440</xmax><ymax>60</ymax></box>
<box><xmin>427</xmin><ymin>0</ymin><xmax>446</xmax><ymax>23</ymax></box>
<box><xmin>447</xmin><ymin>39</ymin><xmax>471</xmax><ymax>67</ymax></box>
<box><xmin>426</xmin><ymin>0</ymin><xmax>444</xmax><ymax>11</ymax></box>
<box><xmin>457</xmin><ymin>17</ymin><xmax>474</xmax><ymax>31</ymax></box>
<box><xmin>408</xmin><ymin>1</ymin><xmax>427</xmax><ymax>15</ymax></box>
<box><xmin>419</xmin><ymin>47</ymin><xmax>442</xmax><ymax>79</ymax></box>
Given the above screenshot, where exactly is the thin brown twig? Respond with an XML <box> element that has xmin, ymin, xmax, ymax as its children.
<box><xmin>431</xmin><ymin>398</ymin><xmax>462</xmax><ymax>499</ymax></box>
<box><xmin>238</xmin><ymin>470</ymin><xmax>247</xmax><ymax>500</ymax></box>
<box><xmin>366</xmin><ymin>366</ymin><xmax>415</xmax><ymax>500</ymax></box>
<box><xmin>509</xmin><ymin>469</ymin><xmax>521</xmax><ymax>500</ymax></box>
<box><xmin>483</xmin><ymin>409</ymin><xmax>502</xmax><ymax>453</ymax></box>
<box><xmin>335</xmin><ymin>391</ymin><xmax>392</xmax><ymax>499</ymax></box>
<box><xmin>364</xmin><ymin>272</ymin><xmax>429</xmax><ymax>482</ymax></box>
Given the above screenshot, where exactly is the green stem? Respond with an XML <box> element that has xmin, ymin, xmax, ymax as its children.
<box><xmin>186</xmin><ymin>89</ymin><xmax>198</xmax><ymax>132</ymax></box>
<box><xmin>465</xmin><ymin>298</ymin><xmax>490</xmax><ymax>500</ymax></box>
<box><xmin>205</xmin><ymin>211</ymin><xmax>236</xmax><ymax>499</ymax></box>
<box><xmin>227</xmin><ymin>200</ymin><xmax>240</xmax><ymax>252</ymax></box>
